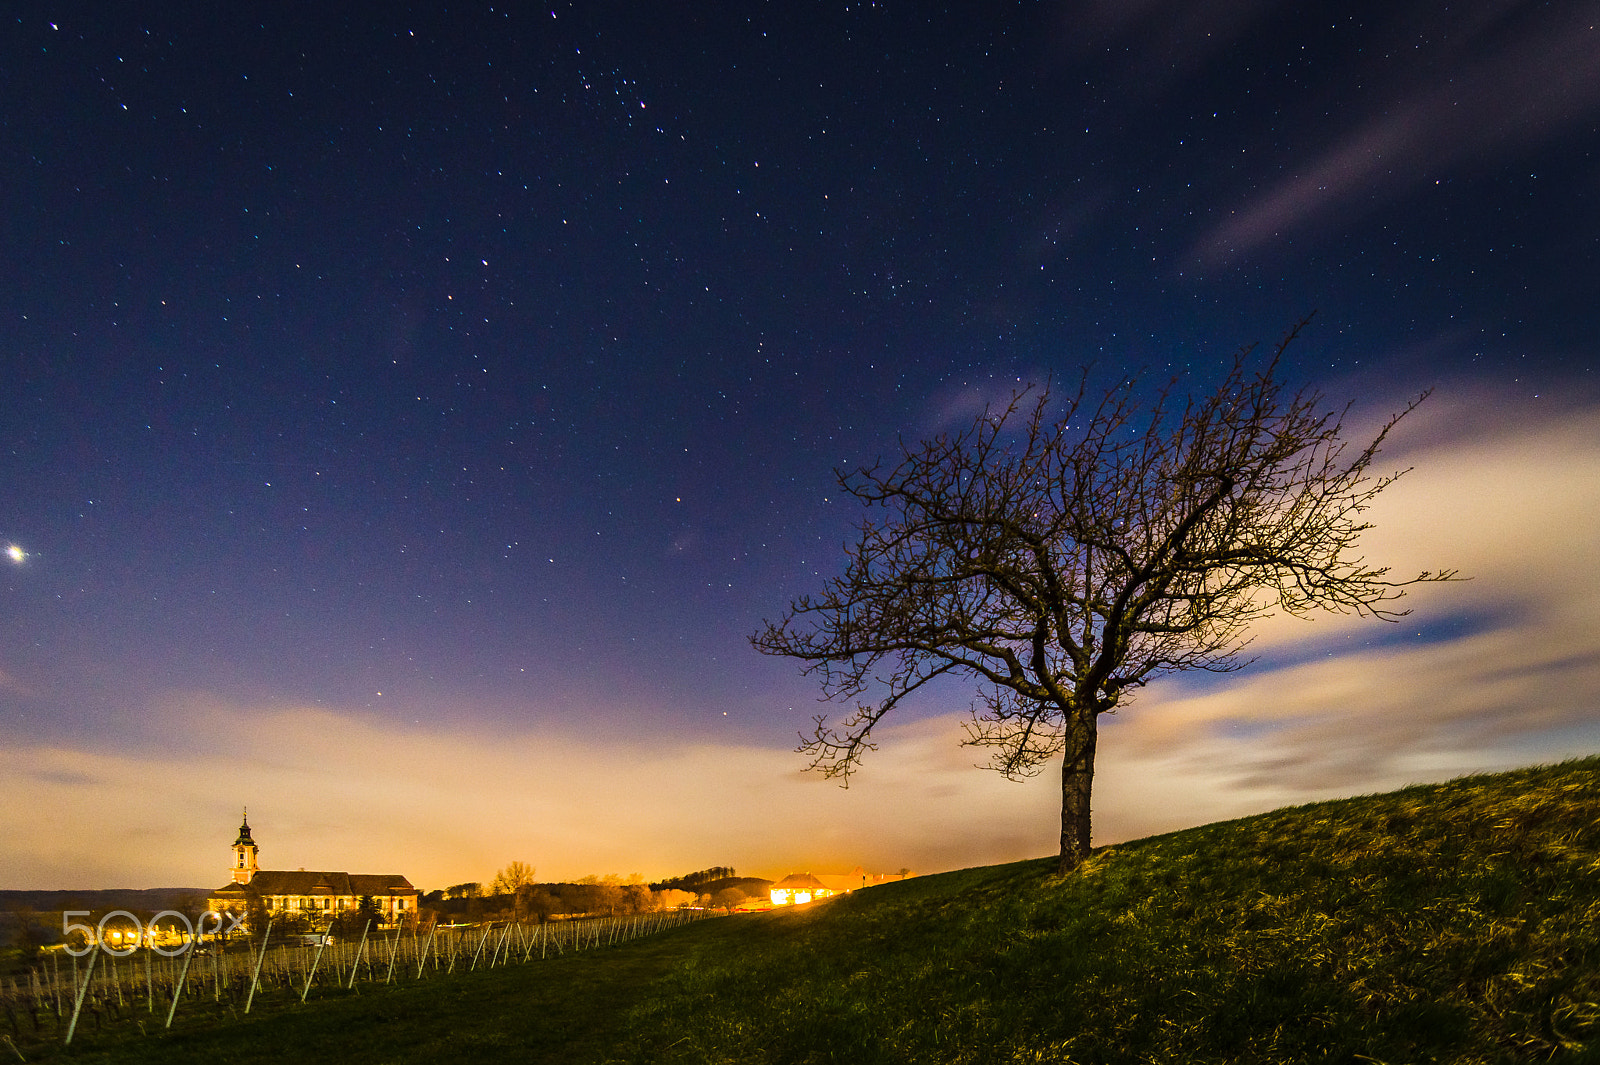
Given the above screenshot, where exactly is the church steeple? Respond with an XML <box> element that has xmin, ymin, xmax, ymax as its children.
<box><xmin>231</xmin><ymin>808</ymin><xmax>259</xmax><ymax>885</ymax></box>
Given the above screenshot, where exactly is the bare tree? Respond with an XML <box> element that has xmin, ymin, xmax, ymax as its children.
<box><xmin>754</xmin><ymin>321</ymin><xmax>1457</xmax><ymax>873</ymax></box>
<box><xmin>490</xmin><ymin>861</ymin><xmax>537</xmax><ymax>896</ymax></box>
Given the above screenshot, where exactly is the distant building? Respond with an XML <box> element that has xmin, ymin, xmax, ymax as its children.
<box><xmin>768</xmin><ymin>873</ymin><xmax>834</xmax><ymax>906</ymax></box>
<box><xmin>206</xmin><ymin>812</ymin><xmax>419</xmax><ymax>927</ymax></box>
<box><xmin>768</xmin><ymin>866</ymin><xmax>914</xmax><ymax>906</ymax></box>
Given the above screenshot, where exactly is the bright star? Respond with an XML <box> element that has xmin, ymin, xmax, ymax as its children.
<box><xmin>5</xmin><ymin>544</ymin><xmax>24</xmax><ymax>564</ymax></box>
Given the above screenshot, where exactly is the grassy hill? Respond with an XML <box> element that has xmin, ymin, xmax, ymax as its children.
<box><xmin>34</xmin><ymin>756</ymin><xmax>1600</xmax><ymax>1063</ymax></box>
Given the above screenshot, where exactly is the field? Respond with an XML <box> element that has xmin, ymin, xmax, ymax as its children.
<box><xmin>11</xmin><ymin>755</ymin><xmax>1600</xmax><ymax>1063</ymax></box>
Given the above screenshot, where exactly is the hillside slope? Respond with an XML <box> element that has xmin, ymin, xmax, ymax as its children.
<box><xmin>618</xmin><ymin>756</ymin><xmax>1600</xmax><ymax>1064</ymax></box>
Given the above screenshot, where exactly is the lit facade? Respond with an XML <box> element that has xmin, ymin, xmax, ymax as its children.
<box><xmin>768</xmin><ymin>873</ymin><xmax>835</xmax><ymax>906</ymax></box>
<box><xmin>207</xmin><ymin>812</ymin><xmax>419</xmax><ymax>927</ymax></box>
<box><xmin>768</xmin><ymin>867</ymin><xmax>915</xmax><ymax>906</ymax></box>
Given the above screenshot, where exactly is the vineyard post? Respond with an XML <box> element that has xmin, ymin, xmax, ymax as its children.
<box><xmin>244</xmin><ymin>917</ymin><xmax>273</xmax><ymax>1014</ymax></box>
<box><xmin>347</xmin><ymin>920</ymin><xmax>371</xmax><ymax>990</ymax></box>
<box><xmin>385</xmin><ymin>926</ymin><xmax>400</xmax><ymax>985</ymax></box>
<box><xmin>164</xmin><ymin>929</ymin><xmax>198</xmax><ymax>1030</ymax></box>
<box><xmin>301</xmin><ymin>921</ymin><xmax>334</xmax><ymax>1003</ymax></box>
<box><xmin>61</xmin><ymin>942</ymin><xmax>98</xmax><ymax>1046</ymax></box>
<box><xmin>415</xmin><ymin>921</ymin><xmax>437</xmax><ymax>980</ymax></box>
<box><xmin>469</xmin><ymin>923</ymin><xmax>492</xmax><ymax>972</ymax></box>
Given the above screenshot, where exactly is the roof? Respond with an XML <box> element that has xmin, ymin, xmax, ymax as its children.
<box><xmin>813</xmin><ymin>871</ymin><xmax>867</xmax><ymax>893</ymax></box>
<box><xmin>211</xmin><ymin>870</ymin><xmax>417</xmax><ymax>897</ymax></box>
<box><xmin>770</xmin><ymin>873</ymin><xmax>830</xmax><ymax>892</ymax></box>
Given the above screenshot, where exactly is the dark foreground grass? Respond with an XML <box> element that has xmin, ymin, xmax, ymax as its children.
<box><xmin>30</xmin><ymin>756</ymin><xmax>1600</xmax><ymax>1063</ymax></box>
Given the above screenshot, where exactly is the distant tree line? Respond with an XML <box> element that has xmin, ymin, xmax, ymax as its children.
<box><xmin>422</xmin><ymin>879</ymin><xmax>676</xmax><ymax>923</ymax></box>
<box><xmin>648</xmin><ymin>867</ymin><xmax>736</xmax><ymax>892</ymax></box>
<box><xmin>417</xmin><ymin>864</ymin><xmax>766</xmax><ymax>923</ymax></box>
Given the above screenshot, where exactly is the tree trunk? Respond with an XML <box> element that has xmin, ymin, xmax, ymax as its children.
<box><xmin>1058</xmin><ymin>710</ymin><xmax>1098</xmax><ymax>874</ymax></box>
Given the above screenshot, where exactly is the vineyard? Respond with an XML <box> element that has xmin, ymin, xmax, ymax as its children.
<box><xmin>1</xmin><ymin>909</ymin><xmax>705</xmax><ymax>1056</ymax></box>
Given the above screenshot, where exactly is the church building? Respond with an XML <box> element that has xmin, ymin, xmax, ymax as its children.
<box><xmin>207</xmin><ymin>812</ymin><xmax>419</xmax><ymax>927</ymax></box>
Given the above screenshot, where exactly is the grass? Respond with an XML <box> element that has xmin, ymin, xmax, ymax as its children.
<box><xmin>15</xmin><ymin>931</ymin><xmax>691</xmax><ymax>1064</ymax></box>
<box><xmin>21</xmin><ymin>755</ymin><xmax>1600</xmax><ymax>1063</ymax></box>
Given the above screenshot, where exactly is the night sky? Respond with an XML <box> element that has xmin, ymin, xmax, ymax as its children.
<box><xmin>4</xmin><ymin>0</ymin><xmax>1598</xmax><ymax>890</ymax></box>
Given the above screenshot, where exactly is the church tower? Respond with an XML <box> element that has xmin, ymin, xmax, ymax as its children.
<box><xmin>230</xmin><ymin>810</ymin><xmax>259</xmax><ymax>885</ymax></box>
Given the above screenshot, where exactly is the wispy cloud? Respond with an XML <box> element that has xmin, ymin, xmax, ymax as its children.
<box><xmin>1194</xmin><ymin>4</ymin><xmax>1600</xmax><ymax>263</ymax></box>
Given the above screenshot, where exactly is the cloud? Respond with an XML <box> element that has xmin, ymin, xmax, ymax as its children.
<box><xmin>1193</xmin><ymin>3</ymin><xmax>1600</xmax><ymax>263</ymax></box>
<box><xmin>1090</xmin><ymin>387</ymin><xmax>1600</xmax><ymax>834</ymax></box>
<box><xmin>921</xmin><ymin>377</ymin><xmax>1048</xmax><ymax>435</ymax></box>
<box><xmin>2</xmin><ymin>388</ymin><xmax>1596</xmax><ymax>891</ymax></box>
<box><xmin>0</xmin><ymin>702</ymin><xmax>1059</xmax><ymax>891</ymax></box>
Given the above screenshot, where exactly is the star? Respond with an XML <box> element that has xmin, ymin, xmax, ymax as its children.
<box><xmin>5</xmin><ymin>544</ymin><xmax>24</xmax><ymax>564</ymax></box>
